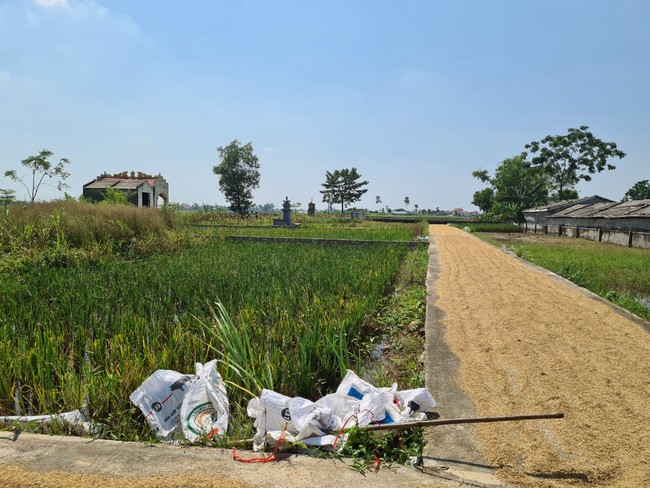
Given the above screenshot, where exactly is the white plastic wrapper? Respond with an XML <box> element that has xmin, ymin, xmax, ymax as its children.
<box><xmin>0</xmin><ymin>408</ymin><xmax>98</xmax><ymax>435</ymax></box>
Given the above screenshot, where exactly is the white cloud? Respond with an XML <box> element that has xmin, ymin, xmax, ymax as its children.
<box><xmin>0</xmin><ymin>70</ymin><xmax>11</xmax><ymax>81</ymax></box>
<box><xmin>264</xmin><ymin>147</ymin><xmax>275</xmax><ymax>153</ymax></box>
<box><xmin>33</xmin><ymin>0</ymin><xmax>70</xmax><ymax>9</ymax></box>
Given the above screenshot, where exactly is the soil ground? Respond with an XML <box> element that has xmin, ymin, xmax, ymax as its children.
<box><xmin>2</xmin><ymin>225</ymin><xmax>648</xmax><ymax>487</ymax></box>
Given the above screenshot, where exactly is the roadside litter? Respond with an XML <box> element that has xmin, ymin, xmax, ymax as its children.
<box><xmin>247</xmin><ymin>370</ymin><xmax>436</xmax><ymax>451</ymax></box>
<box><xmin>129</xmin><ymin>359</ymin><xmax>228</xmax><ymax>442</ymax></box>
<box><xmin>0</xmin><ymin>408</ymin><xmax>98</xmax><ymax>435</ymax></box>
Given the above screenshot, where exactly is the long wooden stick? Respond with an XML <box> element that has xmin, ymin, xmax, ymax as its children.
<box><xmin>356</xmin><ymin>412</ymin><xmax>564</xmax><ymax>432</ymax></box>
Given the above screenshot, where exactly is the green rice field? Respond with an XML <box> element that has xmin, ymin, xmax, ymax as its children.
<box><xmin>1</xmin><ymin>202</ymin><xmax>424</xmax><ymax>441</ymax></box>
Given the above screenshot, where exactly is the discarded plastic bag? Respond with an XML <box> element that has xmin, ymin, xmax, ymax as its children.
<box><xmin>129</xmin><ymin>369</ymin><xmax>192</xmax><ymax>440</ymax></box>
<box><xmin>247</xmin><ymin>389</ymin><xmax>295</xmax><ymax>450</ymax></box>
<box><xmin>0</xmin><ymin>408</ymin><xmax>98</xmax><ymax>435</ymax></box>
<box><xmin>288</xmin><ymin>396</ymin><xmax>339</xmax><ymax>440</ymax></box>
<box><xmin>180</xmin><ymin>360</ymin><xmax>229</xmax><ymax>442</ymax></box>
<box><xmin>395</xmin><ymin>388</ymin><xmax>436</xmax><ymax>419</ymax></box>
<box><xmin>130</xmin><ymin>359</ymin><xmax>228</xmax><ymax>442</ymax></box>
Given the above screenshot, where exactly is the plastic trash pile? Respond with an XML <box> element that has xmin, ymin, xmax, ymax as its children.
<box><xmin>248</xmin><ymin>370</ymin><xmax>435</xmax><ymax>450</ymax></box>
<box><xmin>130</xmin><ymin>362</ymin><xmax>435</xmax><ymax>450</ymax></box>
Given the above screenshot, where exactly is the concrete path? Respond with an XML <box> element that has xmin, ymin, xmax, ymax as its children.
<box><xmin>422</xmin><ymin>227</ymin><xmax>504</xmax><ymax>487</ymax></box>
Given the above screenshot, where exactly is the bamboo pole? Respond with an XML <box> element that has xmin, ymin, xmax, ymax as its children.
<box><xmin>356</xmin><ymin>412</ymin><xmax>564</xmax><ymax>432</ymax></box>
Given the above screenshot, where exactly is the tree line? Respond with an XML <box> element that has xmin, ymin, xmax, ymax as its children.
<box><xmin>470</xmin><ymin>126</ymin><xmax>648</xmax><ymax>222</ymax></box>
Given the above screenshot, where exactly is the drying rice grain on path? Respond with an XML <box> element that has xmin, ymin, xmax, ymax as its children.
<box><xmin>428</xmin><ymin>225</ymin><xmax>649</xmax><ymax>487</ymax></box>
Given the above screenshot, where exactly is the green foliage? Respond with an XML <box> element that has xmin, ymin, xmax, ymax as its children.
<box><xmin>472</xmin><ymin>187</ymin><xmax>494</xmax><ymax>213</ymax></box>
<box><xmin>99</xmin><ymin>188</ymin><xmax>134</xmax><ymax>206</ymax></box>
<box><xmin>374</xmin><ymin>247</ymin><xmax>428</xmax><ymax>389</ymax></box>
<box><xmin>213</xmin><ymin>140</ymin><xmax>260</xmax><ymax>216</ymax></box>
<box><xmin>622</xmin><ymin>180</ymin><xmax>650</xmax><ymax>201</ymax></box>
<box><xmin>4</xmin><ymin>149</ymin><xmax>70</xmax><ymax>203</ymax></box>
<box><xmin>342</xmin><ymin>426</ymin><xmax>424</xmax><ymax>473</ymax></box>
<box><xmin>523</xmin><ymin>126</ymin><xmax>625</xmax><ymax>200</ymax></box>
<box><xmin>472</xmin><ymin>156</ymin><xmax>548</xmax><ymax>222</ymax></box>
<box><xmin>320</xmin><ymin>167</ymin><xmax>369</xmax><ymax>215</ymax></box>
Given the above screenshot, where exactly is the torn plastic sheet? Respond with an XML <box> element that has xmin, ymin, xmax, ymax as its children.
<box><xmin>130</xmin><ymin>359</ymin><xmax>228</xmax><ymax>442</ymax></box>
<box><xmin>247</xmin><ymin>370</ymin><xmax>436</xmax><ymax>451</ymax></box>
<box><xmin>0</xmin><ymin>408</ymin><xmax>99</xmax><ymax>435</ymax></box>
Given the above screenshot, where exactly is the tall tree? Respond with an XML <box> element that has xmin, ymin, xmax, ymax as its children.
<box><xmin>404</xmin><ymin>196</ymin><xmax>410</xmax><ymax>212</ymax></box>
<box><xmin>472</xmin><ymin>156</ymin><xmax>548</xmax><ymax>222</ymax></box>
<box><xmin>320</xmin><ymin>167</ymin><xmax>368</xmax><ymax>216</ymax></box>
<box><xmin>523</xmin><ymin>126</ymin><xmax>625</xmax><ymax>200</ymax></box>
<box><xmin>622</xmin><ymin>180</ymin><xmax>650</xmax><ymax>201</ymax></box>
<box><xmin>213</xmin><ymin>140</ymin><xmax>260</xmax><ymax>216</ymax></box>
<box><xmin>472</xmin><ymin>187</ymin><xmax>495</xmax><ymax>213</ymax></box>
<box><xmin>4</xmin><ymin>149</ymin><xmax>70</xmax><ymax>202</ymax></box>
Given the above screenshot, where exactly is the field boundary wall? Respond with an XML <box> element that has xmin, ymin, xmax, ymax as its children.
<box><xmin>520</xmin><ymin>223</ymin><xmax>650</xmax><ymax>249</ymax></box>
<box><xmin>224</xmin><ymin>235</ymin><xmax>426</xmax><ymax>248</ymax></box>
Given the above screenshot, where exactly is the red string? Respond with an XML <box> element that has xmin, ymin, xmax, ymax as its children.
<box><xmin>232</xmin><ymin>430</ymin><xmax>288</xmax><ymax>463</ymax></box>
<box><xmin>332</xmin><ymin>409</ymin><xmax>377</xmax><ymax>449</ymax></box>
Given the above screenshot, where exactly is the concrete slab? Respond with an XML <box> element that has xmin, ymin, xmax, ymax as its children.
<box><xmin>422</xmin><ymin>232</ymin><xmax>504</xmax><ymax>487</ymax></box>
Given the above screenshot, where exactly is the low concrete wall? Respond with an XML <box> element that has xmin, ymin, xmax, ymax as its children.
<box><xmin>578</xmin><ymin>227</ymin><xmax>600</xmax><ymax>242</ymax></box>
<box><xmin>632</xmin><ymin>232</ymin><xmax>650</xmax><ymax>249</ymax></box>
<box><xmin>601</xmin><ymin>229</ymin><xmax>631</xmax><ymax>247</ymax></box>
<box><xmin>520</xmin><ymin>224</ymin><xmax>650</xmax><ymax>249</ymax></box>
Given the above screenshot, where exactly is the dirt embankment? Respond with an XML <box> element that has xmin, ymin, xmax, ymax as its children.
<box><xmin>428</xmin><ymin>225</ymin><xmax>650</xmax><ymax>487</ymax></box>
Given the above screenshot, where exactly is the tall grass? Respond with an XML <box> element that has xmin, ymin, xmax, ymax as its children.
<box><xmin>0</xmin><ymin>200</ymin><xmax>183</xmax><ymax>271</ymax></box>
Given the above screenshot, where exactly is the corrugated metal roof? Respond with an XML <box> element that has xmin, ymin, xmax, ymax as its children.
<box><xmin>83</xmin><ymin>177</ymin><xmax>155</xmax><ymax>190</ymax></box>
<box><xmin>112</xmin><ymin>180</ymin><xmax>148</xmax><ymax>190</ymax></box>
<box><xmin>549</xmin><ymin>200</ymin><xmax>650</xmax><ymax>219</ymax></box>
<box><xmin>84</xmin><ymin>180</ymin><xmax>118</xmax><ymax>189</ymax></box>
<box><xmin>524</xmin><ymin>195</ymin><xmax>613</xmax><ymax>214</ymax></box>
<box><xmin>552</xmin><ymin>202</ymin><xmax>619</xmax><ymax>218</ymax></box>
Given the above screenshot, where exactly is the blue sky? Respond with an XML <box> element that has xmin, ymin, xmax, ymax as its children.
<box><xmin>1</xmin><ymin>0</ymin><xmax>648</xmax><ymax>210</ymax></box>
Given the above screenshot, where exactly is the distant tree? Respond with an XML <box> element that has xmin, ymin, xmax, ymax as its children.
<box><xmin>523</xmin><ymin>126</ymin><xmax>625</xmax><ymax>200</ymax></box>
<box><xmin>375</xmin><ymin>195</ymin><xmax>382</xmax><ymax>209</ymax></box>
<box><xmin>472</xmin><ymin>187</ymin><xmax>495</xmax><ymax>213</ymax></box>
<box><xmin>1</xmin><ymin>188</ymin><xmax>16</xmax><ymax>218</ymax></box>
<box><xmin>4</xmin><ymin>149</ymin><xmax>70</xmax><ymax>202</ymax></box>
<box><xmin>622</xmin><ymin>180</ymin><xmax>650</xmax><ymax>201</ymax></box>
<box><xmin>260</xmin><ymin>202</ymin><xmax>276</xmax><ymax>213</ymax></box>
<box><xmin>213</xmin><ymin>140</ymin><xmax>261</xmax><ymax>216</ymax></box>
<box><xmin>404</xmin><ymin>196</ymin><xmax>410</xmax><ymax>212</ymax></box>
<box><xmin>472</xmin><ymin>156</ymin><xmax>548</xmax><ymax>222</ymax></box>
<box><xmin>320</xmin><ymin>167</ymin><xmax>368</xmax><ymax>216</ymax></box>
<box><xmin>414</xmin><ymin>203</ymin><xmax>419</xmax><ymax>214</ymax></box>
